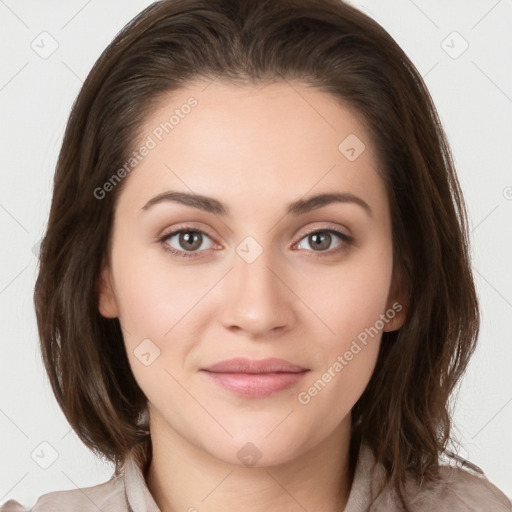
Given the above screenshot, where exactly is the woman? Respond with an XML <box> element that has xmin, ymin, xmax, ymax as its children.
<box><xmin>2</xmin><ymin>0</ymin><xmax>510</xmax><ymax>510</ymax></box>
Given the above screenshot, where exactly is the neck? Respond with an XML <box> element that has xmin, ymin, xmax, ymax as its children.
<box><xmin>145</xmin><ymin>410</ymin><xmax>353</xmax><ymax>512</ymax></box>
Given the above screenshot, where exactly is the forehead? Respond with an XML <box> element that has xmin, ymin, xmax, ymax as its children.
<box><xmin>118</xmin><ymin>80</ymin><xmax>386</xmax><ymax>216</ymax></box>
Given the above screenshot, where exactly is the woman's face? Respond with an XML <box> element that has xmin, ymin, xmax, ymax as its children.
<box><xmin>98</xmin><ymin>80</ymin><xmax>405</xmax><ymax>466</ymax></box>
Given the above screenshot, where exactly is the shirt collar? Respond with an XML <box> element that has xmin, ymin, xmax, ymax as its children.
<box><xmin>124</xmin><ymin>448</ymin><xmax>161</xmax><ymax>512</ymax></box>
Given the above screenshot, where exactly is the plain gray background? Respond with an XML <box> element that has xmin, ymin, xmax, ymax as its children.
<box><xmin>1</xmin><ymin>0</ymin><xmax>511</xmax><ymax>505</ymax></box>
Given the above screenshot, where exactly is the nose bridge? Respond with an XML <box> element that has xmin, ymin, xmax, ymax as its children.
<box><xmin>218</xmin><ymin>237</ymin><xmax>295</xmax><ymax>335</ymax></box>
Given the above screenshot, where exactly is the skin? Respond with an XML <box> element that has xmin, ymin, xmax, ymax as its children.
<box><xmin>98</xmin><ymin>80</ymin><xmax>406</xmax><ymax>512</ymax></box>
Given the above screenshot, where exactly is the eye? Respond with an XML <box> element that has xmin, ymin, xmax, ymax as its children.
<box><xmin>158</xmin><ymin>226</ymin><xmax>353</xmax><ymax>259</ymax></box>
<box><xmin>159</xmin><ymin>228</ymin><xmax>214</xmax><ymax>258</ymax></box>
<box><xmin>294</xmin><ymin>229</ymin><xmax>352</xmax><ymax>256</ymax></box>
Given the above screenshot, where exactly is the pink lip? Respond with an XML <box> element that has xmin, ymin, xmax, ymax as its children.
<box><xmin>201</xmin><ymin>358</ymin><xmax>309</xmax><ymax>398</ymax></box>
<box><xmin>203</xmin><ymin>357</ymin><xmax>307</xmax><ymax>374</ymax></box>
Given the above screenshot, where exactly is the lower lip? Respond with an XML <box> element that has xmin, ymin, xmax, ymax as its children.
<box><xmin>201</xmin><ymin>370</ymin><xmax>309</xmax><ymax>398</ymax></box>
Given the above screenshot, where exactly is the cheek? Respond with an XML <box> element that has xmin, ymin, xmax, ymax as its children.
<box><xmin>110</xmin><ymin>238</ymin><xmax>204</xmax><ymax>340</ymax></box>
<box><xmin>298</xmin><ymin>245</ymin><xmax>393</xmax><ymax>351</ymax></box>
<box><xmin>292</xmin><ymin>241</ymin><xmax>392</xmax><ymax>411</ymax></box>
<box><xmin>110</xmin><ymin>253</ymin><xmax>193</xmax><ymax>401</ymax></box>
<box><xmin>109</xmin><ymin>241</ymin><xmax>214</xmax><ymax>391</ymax></box>
<box><xmin>294</xmin><ymin>272</ymin><xmax>389</xmax><ymax>429</ymax></box>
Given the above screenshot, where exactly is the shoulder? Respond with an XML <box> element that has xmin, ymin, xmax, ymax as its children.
<box><xmin>405</xmin><ymin>462</ymin><xmax>512</xmax><ymax>512</ymax></box>
<box><xmin>0</xmin><ymin>474</ymin><xmax>126</xmax><ymax>512</ymax></box>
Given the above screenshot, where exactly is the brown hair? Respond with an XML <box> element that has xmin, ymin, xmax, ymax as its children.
<box><xmin>34</xmin><ymin>0</ymin><xmax>479</xmax><ymax>505</ymax></box>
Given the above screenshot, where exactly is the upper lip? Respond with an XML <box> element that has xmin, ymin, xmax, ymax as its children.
<box><xmin>202</xmin><ymin>357</ymin><xmax>308</xmax><ymax>374</ymax></box>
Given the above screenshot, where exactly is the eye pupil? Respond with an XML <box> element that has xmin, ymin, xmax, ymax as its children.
<box><xmin>310</xmin><ymin>232</ymin><xmax>331</xmax><ymax>251</ymax></box>
<box><xmin>179</xmin><ymin>231</ymin><xmax>202</xmax><ymax>251</ymax></box>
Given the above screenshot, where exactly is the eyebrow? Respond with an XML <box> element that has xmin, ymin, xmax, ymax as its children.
<box><xmin>141</xmin><ymin>190</ymin><xmax>372</xmax><ymax>218</ymax></box>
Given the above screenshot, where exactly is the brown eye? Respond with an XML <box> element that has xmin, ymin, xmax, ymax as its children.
<box><xmin>308</xmin><ymin>232</ymin><xmax>332</xmax><ymax>251</ymax></box>
<box><xmin>161</xmin><ymin>229</ymin><xmax>214</xmax><ymax>254</ymax></box>
<box><xmin>178</xmin><ymin>231</ymin><xmax>203</xmax><ymax>251</ymax></box>
<box><xmin>297</xmin><ymin>230</ymin><xmax>348</xmax><ymax>253</ymax></box>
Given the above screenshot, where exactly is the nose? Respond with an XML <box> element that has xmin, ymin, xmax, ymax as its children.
<box><xmin>217</xmin><ymin>245</ymin><xmax>297</xmax><ymax>338</ymax></box>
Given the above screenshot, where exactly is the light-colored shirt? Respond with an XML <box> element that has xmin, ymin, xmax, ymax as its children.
<box><xmin>2</xmin><ymin>444</ymin><xmax>511</xmax><ymax>511</ymax></box>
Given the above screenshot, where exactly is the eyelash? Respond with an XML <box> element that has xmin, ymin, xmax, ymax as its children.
<box><xmin>157</xmin><ymin>225</ymin><xmax>354</xmax><ymax>259</ymax></box>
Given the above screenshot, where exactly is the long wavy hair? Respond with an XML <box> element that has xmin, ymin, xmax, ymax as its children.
<box><xmin>34</xmin><ymin>0</ymin><xmax>479</xmax><ymax>506</ymax></box>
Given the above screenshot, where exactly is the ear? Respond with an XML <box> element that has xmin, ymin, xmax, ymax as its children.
<box><xmin>97</xmin><ymin>265</ymin><xmax>119</xmax><ymax>318</ymax></box>
<box><xmin>383</xmin><ymin>267</ymin><xmax>408</xmax><ymax>332</ymax></box>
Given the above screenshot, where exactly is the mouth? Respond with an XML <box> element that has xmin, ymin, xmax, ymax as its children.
<box><xmin>200</xmin><ymin>357</ymin><xmax>310</xmax><ymax>398</ymax></box>
<box><xmin>202</xmin><ymin>357</ymin><xmax>308</xmax><ymax>374</ymax></box>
